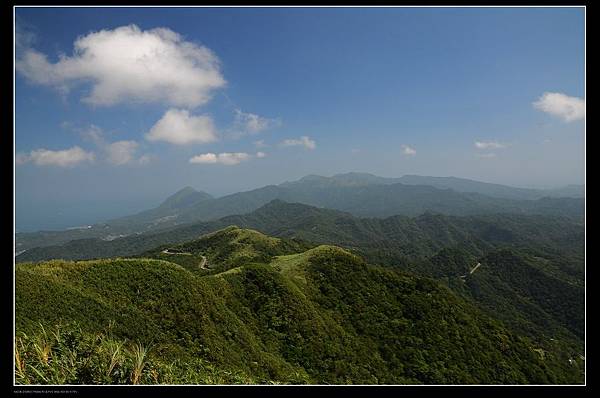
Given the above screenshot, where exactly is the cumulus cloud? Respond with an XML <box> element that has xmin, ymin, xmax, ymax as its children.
<box><xmin>401</xmin><ymin>145</ymin><xmax>416</xmax><ymax>156</ymax></box>
<box><xmin>15</xmin><ymin>153</ymin><xmax>30</xmax><ymax>165</ymax></box>
<box><xmin>231</xmin><ymin>109</ymin><xmax>280</xmax><ymax>137</ymax></box>
<box><xmin>106</xmin><ymin>140</ymin><xmax>139</xmax><ymax>165</ymax></box>
<box><xmin>256</xmin><ymin>151</ymin><xmax>266</xmax><ymax>158</ymax></box>
<box><xmin>146</xmin><ymin>108</ymin><xmax>217</xmax><ymax>145</ymax></box>
<box><xmin>15</xmin><ymin>24</ymin><xmax>225</xmax><ymax>108</ymax></box>
<box><xmin>80</xmin><ymin>124</ymin><xmax>149</xmax><ymax>165</ymax></box>
<box><xmin>81</xmin><ymin>124</ymin><xmax>105</xmax><ymax>144</ymax></box>
<box><xmin>190</xmin><ymin>153</ymin><xmax>217</xmax><ymax>164</ymax></box>
<box><xmin>280</xmin><ymin>136</ymin><xmax>316</xmax><ymax>150</ymax></box>
<box><xmin>533</xmin><ymin>92</ymin><xmax>584</xmax><ymax>122</ymax></box>
<box><xmin>15</xmin><ymin>18</ymin><xmax>36</xmax><ymax>55</ymax></box>
<box><xmin>16</xmin><ymin>146</ymin><xmax>95</xmax><ymax>167</ymax></box>
<box><xmin>189</xmin><ymin>152</ymin><xmax>251</xmax><ymax>166</ymax></box>
<box><xmin>474</xmin><ymin>141</ymin><xmax>507</xmax><ymax>150</ymax></box>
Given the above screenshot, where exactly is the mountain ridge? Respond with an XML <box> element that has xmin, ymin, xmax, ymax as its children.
<box><xmin>16</xmin><ymin>226</ymin><xmax>584</xmax><ymax>384</ymax></box>
<box><xmin>15</xmin><ymin>172</ymin><xmax>584</xmax><ymax>252</ymax></box>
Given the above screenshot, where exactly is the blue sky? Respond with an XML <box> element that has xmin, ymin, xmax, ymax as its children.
<box><xmin>15</xmin><ymin>7</ymin><xmax>585</xmax><ymax>231</ymax></box>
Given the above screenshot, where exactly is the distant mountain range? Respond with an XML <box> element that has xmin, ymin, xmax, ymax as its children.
<box><xmin>102</xmin><ymin>173</ymin><xmax>586</xmax><ymax>229</ymax></box>
<box><xmin>17</xmin><ymin>199</ymin><xmax>584</xmax><ymax>272</ymax></box>
<box><xmin>15</xmin><ymin>173</ymin><xmax>584</xmax><ymax>252</ymax></box>
<box><xmin>282</xmin><ymin>172</ymin><xmax>584</xmax><ymax>200</ymax></box>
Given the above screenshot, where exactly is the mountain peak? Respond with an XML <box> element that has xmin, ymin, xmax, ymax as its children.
<box><xmin>330</xmin><ymin>172</ymin><xmax>397</xmax><ymax>185</ymax></box>
<box><xmin>332</xmin><ymin>172</ymin><xmax>378</xmax><ymax>179</ymax></box>
<box><xmin>283</xmin><ymin>172</ymin><xmax>397</xmax><ymax>188</ymax></box>
<box><xmin>159</xmin><ymin>186</ymin><xmax>213</xmax><ymax>210</ymax></box>
<box><xmin>178</xmin><ymin>186</ymin><xmax>199</xmax><ymax>194</ymax></box>
<box><xmin>298</xmin><ymin>174</ymin><xmax>328</xmax><ymax>182</ymax></box>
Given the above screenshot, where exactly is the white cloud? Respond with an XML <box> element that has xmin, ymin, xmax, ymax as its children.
<box><xmin>475</xmin><ymin>141</ymin><xmax>507</xmax><ymax>149</ymax></box>
<box><xmin>256</xmin><ymin>151</ymin><xmax>266</xmax><ymax>158</ymax></box>
<box><xmin>106</xmin><ymin>140</ymin><xmax>139</xmax><ymax>165</ymax></box>
<box><xmin>15</xmin><ymin>18</ymin><xmax>36</xmax><ymax>54</ymax></box>
<box><xmin>146</xmin><ymin>108</ymin><xmax>217</xmax><ymax>145</ymax></box>
<box><xmin>533</xmin><ymin>92</ymin><xmax>584</xmax><ymax>122</ymax></box>
<box><xmin>81</xmin><ymin>124</ymin><xmax>105</xmax><ymax>145</ymax></box>
<box><xmin>281</xmin><ymin>136</ymin><xmax>316</xmax><ymax>150</ymax></box>
<box><xmin>16</xmin><ymin>24</ymin><xmax>225</xmax><ymax>108</ymax></box>
<box><xmin>190</xmin><ymin>153</ymin><xmax>218</xmax><ymax>164</ymax></box>
<box><xmin>80</xmin><ymin>124</ymin><xmax>149</xmax><ymax>165</ymax></box>
<box><xmin>232</xmin><ymin>109</ymin><xmax>280</xmax><ymax>137</ymax></box>
<box><xmin>401</xmin><ymin>145</ymin><xmax>416</xmax><ymax>156</ymax></box>
<box><xmin>16</xmin><ymin>146</ymin><xmax>95</xmax><ymax>167</ymax></box>
<box><xmin>189</xmin><ymin>152</ymin><xmax>251</xmax><ymax>166</ymax></box>
<box><xmin>15</xmin><ymin>153</ymin><xmax>30</xmax><ymax>165</ymax></box>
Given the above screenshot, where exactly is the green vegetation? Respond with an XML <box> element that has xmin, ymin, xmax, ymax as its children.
<box><xmin>16</xmin><ymin>200</ymin><xmax>583</xmax><ymax>265</ymax></box>
<box><xmin>139</xmin><ymin>226</ymin><xmax>314</xmax><ymax>275</ymax></box>
<box><xmin>16</xmin><ymin>228</ymin><xmax>584</xmax><ymax>385</ymax></box>
<box><xmin>16</xmin><ymin>202</ymin><xmax>584</xmax><ymax>377</ymax></box>
<box><xmin>465</xmin><ymin>250</ymin><xmax>584</xmax><ymax>341</ymax></box>
<box><xmin>15</xmin><ymin>322</ymin><xmax>266</xmax><ymax>384</ymax></box>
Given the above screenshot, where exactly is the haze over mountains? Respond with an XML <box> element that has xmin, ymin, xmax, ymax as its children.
<box><xmin>15</xmin><ymin>172</ymin><xmax>584</xmax><ymax>253</ymax></box>
<box><xmin>98</xmin><ymin>173</ymin><xmax>587</xmax><ymax>230</ymax></box>
<box><xmin>16</xmin><ymin>199</ymin><xmax>583</xmax><ymax>263</ymax></box>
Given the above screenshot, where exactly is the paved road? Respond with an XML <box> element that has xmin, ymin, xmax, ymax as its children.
<box><xmin>198</xmin><ymin>255</ymin><xmax>207</xmax><ymax>269</ymax></box>
<box><xmin>460</xmin><ymin>262</ymin><xmax>482</xmax><ymax>281</ymax></box>
<box><xmin>161</xmin><ymin>249</ymin><xmax>192</xmax><ymax>256</ymax></box>
<box><xmin>469</xmin><ymin>262</ymin><xmax>481</xmax><ymax>275</ymax></box>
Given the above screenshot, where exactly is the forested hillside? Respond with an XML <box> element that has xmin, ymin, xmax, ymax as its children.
<box><xmin>15</xmin><ymin>228</ymin><xmax>584</xmax><ymax>384</ymax></box>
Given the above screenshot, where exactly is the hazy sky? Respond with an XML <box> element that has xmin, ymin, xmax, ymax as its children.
<box><xmin>15</xmin><ymin>7</ymin><xmax>585</xmax><ymax>231</ymax></box>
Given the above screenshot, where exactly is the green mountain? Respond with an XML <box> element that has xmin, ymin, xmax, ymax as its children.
<box><xmin>15</xmin><ymin>173</ymin><xmax>584</xmax><ymax>252</ymax></box>
<box><xmin>15</xmin><ymin>227</ymin><xmax>584</xmax><ymax>384</ymax></box>
<box><xmin>18</xmin><ymin>199</ymin><xmax>583</xmax><ymax>265</ymax></box>
<box><xmin>284</xmin><ymin>173</ymin><xmax>584</xmax><ymax>200</ymax></box>
<box><xmin>14</xmin><ymin>187</ymin><xmax>213</xmax><ymax>251</ymax></box>
<box><xmin>16</xmin><ymin>201</ymin><xmax>584</xmax><ymax>361</ymax></box>
<box><xmin>395</xmin><ymin>174</ymin><xmax>584</xmax><ymax>200</ymax></box>
<box><xmin>91</xmin><ymin>186</ymin><xmax>214</xmax><ymax>232</ymax></box>
<box><xmin>169</xmin><ymin>176</ymin><xmax>582</xmax><ymax>223</ymax></box>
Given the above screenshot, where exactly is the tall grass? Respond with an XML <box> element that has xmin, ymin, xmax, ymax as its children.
<box><xmin>15</xmin><ymin>322</ymin><xmax>266</xmax><ymax>385</ymax></box>
<box><xmin>129</xmin><ymin>343</ymin><xmax>149</xmax><ymax>385</ymax></box>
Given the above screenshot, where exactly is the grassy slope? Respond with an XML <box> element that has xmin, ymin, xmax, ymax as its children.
<box><xmin>15</xmin><ymin>228</ymin><xmax>584</xmax><ymax>385</ymax></box>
